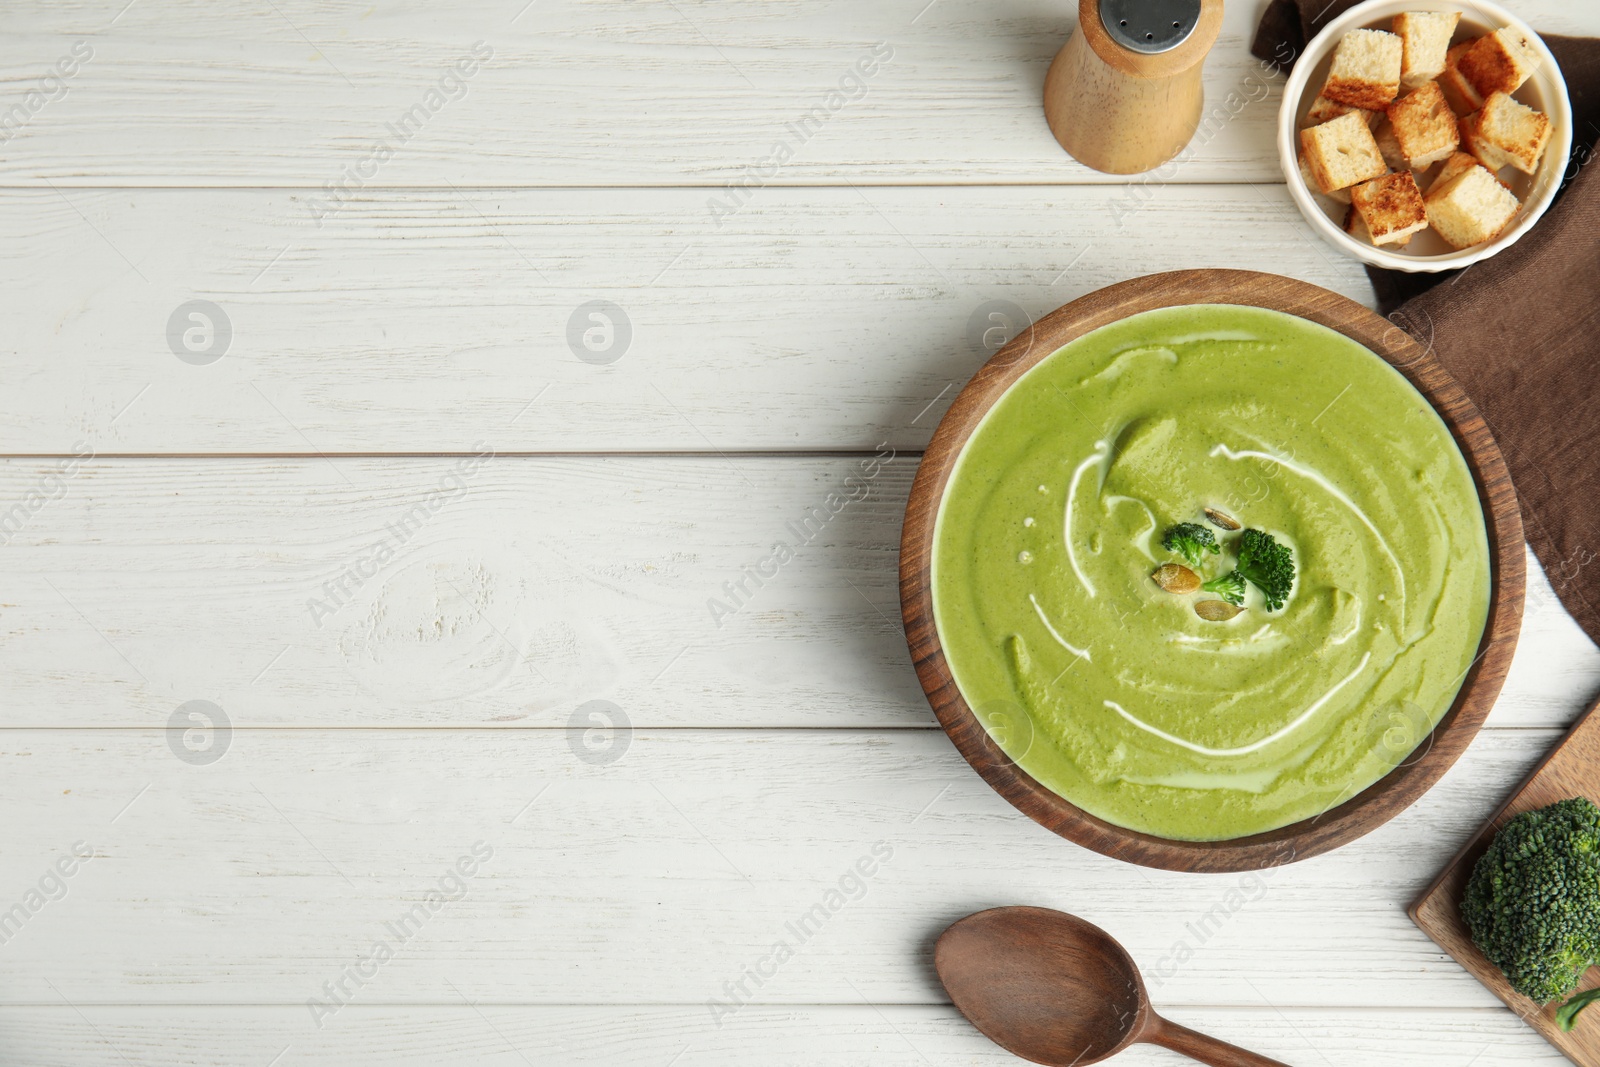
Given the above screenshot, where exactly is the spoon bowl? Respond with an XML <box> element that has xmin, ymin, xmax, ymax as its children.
<box><xmin>935</xmin><ymin>907</ymin><xmax>1293</xmax><ymax>1066</ymax></box>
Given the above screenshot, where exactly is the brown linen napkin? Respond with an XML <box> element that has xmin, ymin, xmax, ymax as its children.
<box><xmin>1253</xmin><ymin>3</ymin><xmax>1600</xmax><ymax>647</ymax></box>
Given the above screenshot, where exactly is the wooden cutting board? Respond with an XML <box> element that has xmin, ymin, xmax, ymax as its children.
<box><xmin>1411</xmin><ymin>698</ymin><xmax>1600</xmax><ymax>1064</ymax></box>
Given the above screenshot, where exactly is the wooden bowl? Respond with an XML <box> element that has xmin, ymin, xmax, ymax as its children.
<box><xmin>898</xmin><ymin>270</ymin><xmax>1525</xmax><ymax>873</ymax></box>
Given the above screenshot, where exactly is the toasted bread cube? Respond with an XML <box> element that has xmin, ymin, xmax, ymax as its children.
<box><xmin>1299</xmin><ymin>151</ymin><xmax>1352</xmax><ymax>204</ymax></box>
<box><xmin>1439</xmin><ymin>40</ymin><xmax>1484</xmax><ymax>114</ymax></box>
<box><xmin>1458</xmin><ymin>26</ymin><xmax>1542</xmax><ymax>98</ymax></box>
<box><xmin>1343</xmin><ymin>204</ymin><xmax>1413</xmax><ymax>247</ymax></box>
<box><xmin>1306</xmin><ymin>95</ymin><xmax>1346</xmax><ymax>126</ymax></box>
<box><xmin>1425</xmin><ymin>164</ymin><xmax>1520</xmax><ymax>247</ymax></box>
<box><xmin>1350</xmin><ymin>172</ymin><xmax>1429</xmax><ymax>246</ymax></box>
<box><xmin>1373</xmin><ymin>119</ymin><xmax>1409</xmax><ymax>172</ymax></box>
<box><xmin>1394</xmin><ymin>12</ymin><xmax>1461</xmax><ymax>88</ymax></box>
<box><xmin>1301</xmin><ymin>112</ymin><xmax>1390</xmax><ymax>193</ymax></box>
<box><xmin>1387</xmin><ymin>81</ymin><xmax>1460</xmax><ymax>168</ymax></box>
<box><xmin>1428</xmin><ymin>150</ymin><xmax>1482</xmax><ymax>193</ymax></box>
<box><xmin>1465</xmin><ymin>91</ymin><xmax>1552</xmax><ymax>175</ymax></box>
<box><xmin>1306</xmin><ymin>95</ymin><xmax>1381</xmax><ymax>129</ymax></box>
<box><xmin>1323</xmin><ymin>29</ymin><xmax>1404</xmax><ymax>110</ymax></box>
<box><xmin>1457</xmin><ymin>108</ymin><xmax>1484</xmax><ymax>160</ymax></box>
<box><xmin>1342</xmin><ymin>204</ymin><xmax>1369</xmax><ymax>241</ymax></box>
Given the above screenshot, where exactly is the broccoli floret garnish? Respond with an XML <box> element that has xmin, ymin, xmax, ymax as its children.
<box><xmin>1235</xmin><ymin>528</ymin><xmax>1295</xmax><ymax>612</ymax></box>
<box><xmin>1161</xmin><ymin>523</ymin><xmax>1220</xmax><ymax>568</ymax></box>
<box><xmin>1462</xmin><ymin>797</ymin><xmax>1600</xmax><ymax>1014</ymax></box>
<box><xmin>1200</xmin><ymin>571</ymin><xmax>1246</xmax><ymax>606</ymax></box>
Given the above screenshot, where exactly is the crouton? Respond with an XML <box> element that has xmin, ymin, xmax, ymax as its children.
<box><xmin>1465</xmin><ymin>91</ymin><xmax>1552</xmax><ymax>175</ymax></box>
<box><xmin>1393</xmin><ymin>12</ymin><xmax>1461</xmax><ymax>89</ymax></box>
<box><xmin>1350</xmin><ymin>171</ymin><xmax>1429</xmax><ymax>246</ymax></box>
<box><xmin>1306</xmin><ymin>95</ymin><xmax>1381</xmax><ymax>128</ymax></box>
<box><xmin>1323</xmin><ymin>29</ymin><xmax>1404</xmax><ymax>110</ymax></box>
<box><xmin>1299</xmin><ymin>151</ymin><xmax>1352</xmax><ymax>204</ymax></box>
<box><xmin>1425</xmin><ymin>164</ymin><xmax>1521</xmax><ymax>247</ymax></box>
<box><xmin>1373</xmin><ymin>119</ymin><xmax>1409</xmax><ymax>172</ymax></box>
<box><xmin>1439</xmin><ymin>40</ymin><xmax>1484</xmax><ymax>115</ymax></box>
<box><xmin>1343</xmin><ymin>204</ymin><xmax>1413</xmax><ymax>247</ymax></box>
<box><xmin>1387</xmin><ymin>81</ymin><xmax>1460</xmax><ymax>168</ymax></box>
<box><xmin>1428</xmin><ymin>150</ymin><xmax>1482</xmax><ymax>194</ymax></box>
<box><xmin>1457</xmin><ymin>26</ymin><xmax>1542</xmax><ymax>98</ymax></box>
<box><xmin>1457</xmin><ymin>108</ymin><xmax>1484</xmax><ymax>161</ymax></box>
<box><xmin>1301</xmin><ymin>112</ymin><xmax>1390</xmax><ymax>193</ymax></box>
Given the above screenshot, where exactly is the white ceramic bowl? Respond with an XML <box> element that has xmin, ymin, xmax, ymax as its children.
<box><xmin>1279</xmin><ymin>0</ymin><xmax>1573</xmax><ymax>272</ymax></box>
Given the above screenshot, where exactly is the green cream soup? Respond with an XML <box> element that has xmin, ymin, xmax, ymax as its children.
<box><xmin>932</xmin><ymin>305</ymin><xmax>1490</xmax><ymax>841</ymax></box>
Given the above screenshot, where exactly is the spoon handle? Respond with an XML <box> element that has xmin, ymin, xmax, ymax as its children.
<box><xmin>1145</xmin><ymin>1014</ymin><xmax>1294</xmax><ymax>1067</ymax></box>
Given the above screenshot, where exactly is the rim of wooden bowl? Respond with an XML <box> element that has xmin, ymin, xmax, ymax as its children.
<box><xmin>898</xmin><ymin>269</ymin><xmax>1525</xmax><ymax>873</ymax></box>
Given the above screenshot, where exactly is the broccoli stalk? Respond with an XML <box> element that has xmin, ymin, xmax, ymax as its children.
<box><xmin>1558</xmin><ymin>987</ymin><xmax>1600</xmax><ymax>1033</ymax></box>
<box><xmin>1462</xmin><ymin>797</ymin><xmax>1600</xmax><ymax>1013</ymax></box>
<box><xmin>1161</xmin><ymin>523</ymin><xmax>1219</xmax><ymax>568</ymax></box>
<box><xmin>1235</xmin><ymin>528</ymin><xmax>1295</xmax><ymax>612</ymax></box>
<box><xmin>1200</xmin><ymin>571</ymin><xmax>1246</xmax><ymax>606</ymax></box>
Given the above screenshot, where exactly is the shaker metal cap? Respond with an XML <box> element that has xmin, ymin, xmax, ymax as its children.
<box><xmin>1099</xmin><ymin>0</ymin><xmax>1202</xmax><ymax>54</ymax></box>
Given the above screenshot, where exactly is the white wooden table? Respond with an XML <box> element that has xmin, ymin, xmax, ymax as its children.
<box><xmin>3</xmin><ymin>1</ymin><xmax>1599</xmax><ymax>1063</ymax></box>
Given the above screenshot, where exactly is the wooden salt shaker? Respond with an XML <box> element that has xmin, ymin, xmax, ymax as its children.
<box><xmin>1043</xmin><ymin>0</ymin><xmax>1225</xmax><ymax>175</ymax></box>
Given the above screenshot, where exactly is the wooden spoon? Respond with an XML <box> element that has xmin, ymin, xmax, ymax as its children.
<box><xmin>935</xmin><ymin>906</ymin><xmax>1293</xmax><ymax>1066</ymax></box>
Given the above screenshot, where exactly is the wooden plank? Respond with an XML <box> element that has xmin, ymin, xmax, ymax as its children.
<box><xmin>4</xmin><ymin>0</ymin><xmax>1594</xmax><ymax>188</ymax></box>
<box><xmin>0</xmin><ymin>726</ymin><xmax>1570</xmax><ymax>1006</ymax></box>
<box><xmin>0</xmin><ymin>456</ymin><xmax>1591</xmax><ymax>730</ymax></box>
<box><xmin>0</xmin><ymin>455</ymin><xmax>918</xmax><ymax>729</ymax></box>
<box><xmin>0</xmin><ymin>184</ymin><xmax>1373</xmax><ymax>453</ymax></box>
<box><xmin>0</xmin><ymin>1005</ymin><xmax>1570</xmax><ymax>1066</ymax></box>
<box><xmin>1506</xmin><ymin>559</ymin><xmax>1600</xmax><ymax>730</ymax></box>
<box><xmin>1412</xmin><ymin>698</ymin><xmax>1600</xmax><ymax>1065</ymax></box>
<box><xmin>0</xmin><ymin>0</ymin><xmax>1347</xmax><ymax>188</ymax></box>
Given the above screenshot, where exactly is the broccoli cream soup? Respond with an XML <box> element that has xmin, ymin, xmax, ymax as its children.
<box><xmin>932</xmin><ymin>304</ymin><xmax>1490</xmax><ymax>841</ymax></box>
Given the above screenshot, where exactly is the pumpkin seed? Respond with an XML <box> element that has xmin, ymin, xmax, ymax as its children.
<box><xmin>1204</xmin><ymin>507</ymin><xmax>1241</xmax><ymax>531</ymax></box>
<box><xmin>1153</xmin><ymin>563</ymin><xmax>1201</xmax><ymax>594</ymax></box>
<box><xmin>1195</xmin><ymin>599</ymin><xmax>1244</xmax><ymax>622</ymax></box>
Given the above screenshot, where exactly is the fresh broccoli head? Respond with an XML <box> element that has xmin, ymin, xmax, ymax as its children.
<box><xmin>1161</xmin><ymin>523</ymin><xmax>1220</xmax><ymax>568</ymax></box>
<box><xmin>1235</xmin><ymin>529</ymin><xmax>1295</xmax><ymax>611</ymax></box>
<box><xmin>1201</xmin><ymin>571</ymin><xmax>1246</xmax><ymax>606</ymax></box>
<box><xmin>1461</xmin><ymin>797</ymin><xmax>1600</xmax><ymax>1011</ymax></box>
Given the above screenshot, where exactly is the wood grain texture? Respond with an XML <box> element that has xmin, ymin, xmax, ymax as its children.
<box><xmin>0</xmin><ymin>1005</ymin><xmax>1573</xmax><ymax>1066</ymax></box>
<box><xmin>1411</xmin><ymin>699</ymin><xmax>1600</xmax><ymax>1065</ymax></box>
<box><xmin>2</xmin><ymin>0</ymin><xmax>1591</xmax><ymax>188</ymax></box>
<box><xmin>0</xmin><ymin>455</ymin><xmax>1591</xmax><ymax>730</ymax></box>
<box><xmin>0</xmin><ymin>0</ymin><xmax>1314</xmax><ymax>187</ymax></box>
<box><xmin>0</xmin><ymin>454</ymin><xmax>920</xmax><ymax>729</ymax></box>
<box><xmin>5</xmin><ymin>0</ymin><xmax>1600</xmax><ymax>1056</ymax></box>
<box><xmin>0</xmin><ymin>185</ymin><xmax>1374</xmax><ymax>454</ymax></box>
<box><xmin>0</xmin><ymin>727</ymin><xmax>1572</xmax><ymax>1006</ymax></box>
<box><xmin>901</xmin><ymin>270</ymin><xmax>1526</xmax><ymax>872</ymax></box>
